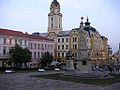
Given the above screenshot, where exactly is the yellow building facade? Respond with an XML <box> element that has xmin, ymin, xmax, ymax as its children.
<box><xmin>52</xmin><ymin>20</ymin><xmax>109</xmax><ymax>68</ymax></box>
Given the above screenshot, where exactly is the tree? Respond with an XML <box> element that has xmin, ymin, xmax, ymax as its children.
<box><xmin>9</xmin><ymin>44</ymin><xmax>31</xmax><ymax>67</ymax></box>
<box><xmin>9</xmin><ymin>44</ymin><xmax>23</xmax><ymax>67</ymax></box>
<box><xmin>22</xmin><ymin>48</ymin><xmax>32</xmax><ymax>67</ymax></box>
<box><xmin>40</xmin><ymin>52</ymin><xmax>53</xmax><ymax>68</ymax></box>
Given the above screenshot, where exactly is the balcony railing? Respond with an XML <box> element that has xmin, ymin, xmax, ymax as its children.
<box><xmin>0</xmin><ymin>54</ymin><xmax>9</xmax><ymax>59</ymax></box>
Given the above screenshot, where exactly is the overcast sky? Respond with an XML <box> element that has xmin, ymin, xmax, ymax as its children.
<box><xmin>0</xmin><ymin>0</ymin><xmax>120</xmax><ymax>53</ymax></box>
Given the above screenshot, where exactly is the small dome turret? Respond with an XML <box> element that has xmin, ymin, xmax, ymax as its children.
<box><xmin>85</xmin><ymin>17</ymin><xmax>90</xmax><ymax>26</ymax></box>
<box><xmin>50</xmin><ymin>0</ymin><xmax>60</xmax><ymax>13</ymax></box>
<box><xmin>50</xmin><ymin>0</ymin><xmax>60</xmax><ymax>9</ymax></box>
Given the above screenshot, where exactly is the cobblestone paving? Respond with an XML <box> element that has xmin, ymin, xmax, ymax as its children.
<box><xmin>0</xmin><ymin>71</ymin><xmax>120</xmax><ymax>90</ymax></box>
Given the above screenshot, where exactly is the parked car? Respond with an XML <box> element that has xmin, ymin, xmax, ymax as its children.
<box><xmin>5</xmin><ymin>69</ymin><xmax>15</xmax><ymax>73</ymax></box>
<box><xmin>54</xmin><ymin>68</ymin><xmax>60</xmax><ymax>71</ymax></box>
<box><xmin>38</xmin><ymin>69</ymin><xmax>45</xmax><ymax>72</ymax></box>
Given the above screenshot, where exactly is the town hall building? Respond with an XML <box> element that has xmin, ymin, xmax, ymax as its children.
<box><xmin>39</xmin><ymin>0</ymin><xmax>109</xmax><ymax>68</ymax></box>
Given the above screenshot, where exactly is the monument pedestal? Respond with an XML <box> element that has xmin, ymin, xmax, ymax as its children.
<box><xmin>77</xmin><ymin>59</ymin><xmax>92</xmax><ymax>73</ymax></box>
<box><xmin>66</xmin><ymin>60</ymin><xmax>74</xmax><ymax>70</ymax></box>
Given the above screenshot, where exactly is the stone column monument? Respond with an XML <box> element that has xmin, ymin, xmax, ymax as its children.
<box><xmin>77</xmin><ymin>17</ymin><xmax>92</xmax><ymax>73</ymax></box>
<box><xmin>77</xmin><ymin>50</ymin><xmax>92</xmax><ymax>73</ymax></box>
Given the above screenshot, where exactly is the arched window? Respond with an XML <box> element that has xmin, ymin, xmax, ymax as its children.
<box><xmin>51</xmin><ymin>17</ymin><xmax>53</xmax><ymax>22</ymax></box>
<box><xmin>51</xmin><ymin>23</ymin><xmax>53</xmax><ymax>28</ymax></box>
<box><xmin>82</xmin><ymin>60</ymin><xmax>87</xmax><ymax>65</ymax></box>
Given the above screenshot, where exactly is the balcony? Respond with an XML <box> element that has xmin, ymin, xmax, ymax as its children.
<box><xmin>0</xmin><ymin>54</ymin><xmax>9</xmax><ymax>59</ymax></box>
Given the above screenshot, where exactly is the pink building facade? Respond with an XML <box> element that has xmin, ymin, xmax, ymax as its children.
<box><xmin>28</xmin><ymin>35</ymin><xmax>54</xmax><ymax>68</ymax></box>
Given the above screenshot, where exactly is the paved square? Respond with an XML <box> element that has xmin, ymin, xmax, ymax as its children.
<box><xmin>0</xmin><ymin>71</ymin><xmax>120</xmax><ymax>90</ymax></box>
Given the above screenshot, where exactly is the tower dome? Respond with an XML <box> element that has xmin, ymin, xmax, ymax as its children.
<box><xmin>50</xmin><ymin>0</ymin><xmax>60</xmax><ymax>13</ymax></box>
<box><xmin>50</xmin><ymin>0</ymin><xmax>60</xmax><ymax>9</ymax></box>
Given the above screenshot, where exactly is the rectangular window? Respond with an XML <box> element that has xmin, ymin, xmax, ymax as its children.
<box><xmin>42</xmin><ymin>44</ymin><xmax>44</xmax><ymax>50</ymax></box>
<box><xmin>58</xmin><ymin>45</ymin><xmax>60</xmax><ymax>50</ymax></box>
<box><xmin>58</xmin><ymin>53</ymin><xmax>60</xmax><ymax>57</ymax></box>
<box><xmin>66</xmin><ymin>45</ymin><xmax>68</xmax><ymax>50</ymax></box>
<box><xmin>51</xmin><ymin>23</ymin><xmax>53</xmax><ymax>28</ymax></box>
<box><xmin>38</xmin><ymin>52</ymin><xmax>40</xmax><ymax>58</ymax></box>
<box><xmin>73</xmin><ymin>38</ymin><xmax>74</xmax><ymax>42</ymax></box>
<box><xmin>66</xmin><ymin>38</ymin><xmax>68</xmax><ymax>42</ymax></box>
<box><xmin>3</xmin><ymin>38</ymin><xmax>6</xmax><ymax>44</ymax></box>
<box><xmin>75</xmin><ymin>44</ymin><xmax>77</xmax><ymax>49</ymax></box>
<box><xmin>62</xmin><ymin>53</ymin><xmax>64</xmax><ymax>57</ymax></box>
<box><xmin>73</xmin><ymin>44</ymin><xmax>77</xmax><ymax>49</ymax></box>
<box><xmin>75</xmin><ymin>37</ymin><xmax>77</xmax><ymax>42</ymax></box>
<box><xmin>34</xmin><ymin>44</ymin><xmax>36</xmax><ymax>49</ymax></box>
<box><xmin>31</xmin><ymin>43</ymin><xmax>32</xmax><ymax>49</ymax></box>
<box><xmin>62</xmin><ymin>45</ymin><xmax>64</xmax><ymax>50</ymax></box>
<box><xmin>51</xmin><ymin>17</ymin><xmax>53</xmax><ymax>22</ymax></box>
<box><xmin>58</xmin><ymin>38</ymin><xmax>60</xmax><ymax>43</ymax></box>
<box><xmin>24</xmin><ymin>40</ymin><xmax>27</xmax><ymax>46</ymax></box>
<box><xmin>45</xmin><ymin>45</ymin><xmax>46</xmax><ymax>49</ymax></box>
<box><xmin>73</xmin><ymin>37</ymin><xmax>77</xmax><ymax>42</ymax></box>
<box><xmin>3</xmin><ymin>47</ymin><xmax>6</xmax><ymax>55</ymax></box>
<box><xmin>62</xmin><ymin>38</ymin><xmax>64</xmax><ymax>42</ymax></box>
<box><xmin>9</xmin><ymin>39</ymin><xmax>12</xmax><ymax>45</ymax></box>
<box><xmin>38</xmin><ymin>44</ymin><xmax>40</xmax><ymax>49</ymax></box>
<box><xmin>59</xmin><ymin>18</ymin><xmax>60</xmax><ymax>28</ymax></box>
<box><xmin>34</xmin><ymin>52</ymin><xmax>36</xmax><ymax>58</ymax></box>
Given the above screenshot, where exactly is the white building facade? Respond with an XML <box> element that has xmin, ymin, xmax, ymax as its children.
<box><xmin>56</xmin><ymin>35</ymin><xmax>70</xmax><ymax>59</ymax></box>
<box><xmin>0</xmin><ymin>29</ymin><xmax>28</xmax><ymax>67</ymax></box>
<box><xmin>0</xmin><ymin>29</ymin><xmax>55</xmax><ymax>68</ymax></box>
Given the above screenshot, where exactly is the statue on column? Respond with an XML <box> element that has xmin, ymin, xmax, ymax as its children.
<box><xmin>66</xmin><ymin>51</ymin><xmax>73</xmax><ymax>60</ymax></box>
<box><xmin>66</xmin><ymin>51</ymin><xmax>74</xmax><ymax>70</ymax></box>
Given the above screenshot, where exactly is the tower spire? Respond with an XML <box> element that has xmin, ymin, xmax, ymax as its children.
<box><xmin>85</xmin><ymin>16</ymin><xmax>90</xmax><ymax>26</ymax></box>
<box><xmin>80</xmin><ymin>17</ymin><xmax>84</xmax><ymax>28</ymax></box>
<box><xmin>87</xmin><ymin>16</ymin><xmax>89</xmax><ymax>22</ymax></box>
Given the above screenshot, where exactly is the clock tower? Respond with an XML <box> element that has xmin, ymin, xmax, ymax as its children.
<box><xmin>48</xmin><ymin>0</ymin><xmax>63</xmax><ymax>39</ymax></box>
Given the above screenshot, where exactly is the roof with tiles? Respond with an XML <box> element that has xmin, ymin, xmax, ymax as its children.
<box><xmin>0</xmin><ymin>28</ymin><xmax>26</xmax><ymax>37</ymax></box>
<box><xmin>71</xmin><ymin>28</ymin><xmax>80</xmax><ymax>32</ymax></box>
<box><xmin>57</xmin><ymin>30</ymin><xmax>71</xmax><ymax>37</ymax></box>
<box><xmin>39</xmin><ymin>33</ymin><xmax>48</xmax><ymax>37</ymax></box>
<box><xmin>28</xmin><ymin>35</ymin><xmax>53</xmax><ymax>41</ymax></box>
<box><xmin>0</xmin><ymin>28</ymin><xmax>53</xmax><ymax>41</ymax></box>
<box><xmin>84</xmin><ymin>26</ymin><xmax>97</xmax><ymax>33</ymax></box>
